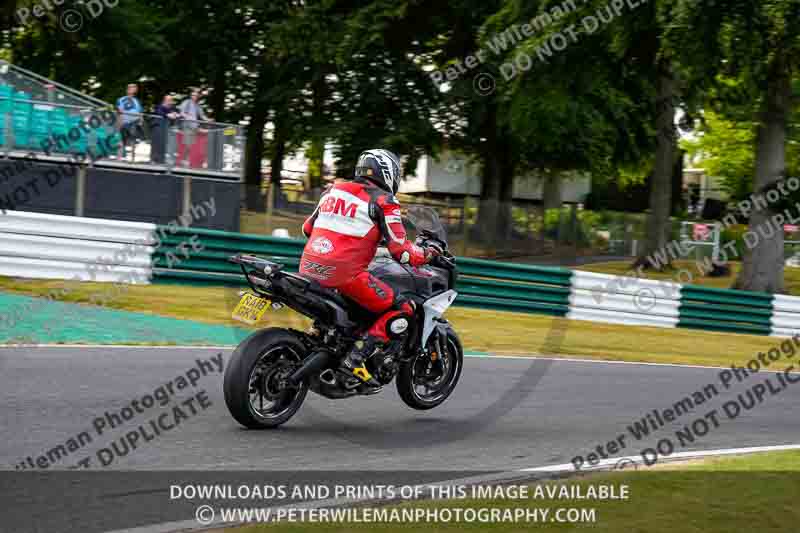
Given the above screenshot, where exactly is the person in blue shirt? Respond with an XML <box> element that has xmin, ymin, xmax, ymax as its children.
<box><xmin>116</xmin><ymin>83</ymin><xmax>143</xmax><ymax>158</ymax></box>
<box><xmin>150</xmin><ymin>94</ymin><xmax>180</xmax><ymax>163</ymax></box>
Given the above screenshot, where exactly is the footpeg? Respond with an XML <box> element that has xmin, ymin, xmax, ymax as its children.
<box><xmin>357</xmin><ymin>383</ymin><xmax>382</xmax><ymax>395</ymax></box>
<box><xmin>337</xmin><ymin>370</ymin><xmax>362</xmax><ymax>390</ymax></box>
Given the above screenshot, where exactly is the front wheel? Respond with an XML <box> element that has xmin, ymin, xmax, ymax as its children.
<box><xmin>224</xmin><ymin>328</ymin><xmax>309</xmax><ymax>429</ymax></box>
<box><xmin>396</xmin><ymin>324</ymin><xmax>463</xmax><ymax>410</ymax></box>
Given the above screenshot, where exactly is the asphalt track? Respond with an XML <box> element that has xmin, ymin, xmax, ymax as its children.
<box><xmin>1</xmin><ymin>345</ymin><xmax>799</xmax><ymax>532</ymax></box>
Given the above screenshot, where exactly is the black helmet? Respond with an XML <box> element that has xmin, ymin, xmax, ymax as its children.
<box><xmin>354</xmin><ymin>149</ymin><xmax>402</xmax><ymax>194</ymax></box>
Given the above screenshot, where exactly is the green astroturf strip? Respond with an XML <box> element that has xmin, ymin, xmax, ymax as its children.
<box><xmin>0</xmin><ymin>292</ymin><xmax>251</xmax><ymax>345</ymax></box>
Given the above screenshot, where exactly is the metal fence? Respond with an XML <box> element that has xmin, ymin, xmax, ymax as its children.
<box><xmin>0</xmin><ymin>91</ymin><xmax>245</xmax><ymax>176</ymax></box>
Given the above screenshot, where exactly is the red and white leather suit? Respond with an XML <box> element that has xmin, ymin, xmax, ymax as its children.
<box><xmin>300</xmin><ymin>178</ymin><xmax>429</xmax><ymax>341</ymax></box>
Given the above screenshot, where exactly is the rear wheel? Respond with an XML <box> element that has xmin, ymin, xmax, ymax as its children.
<box><xmin>224</xmin><ymin>328</ymin><xmax>309</xmax><ymax>429</ymax></box>
<box><xmin>396</xmin><ymin>325</ymin><xmax>463</xmax><ymax>410</ymax></box>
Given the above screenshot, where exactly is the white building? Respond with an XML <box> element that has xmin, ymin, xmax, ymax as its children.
<box><xmin>401</xmin><ymin>152</ymin><xmax>591</xmax><ymax>204</ymax></box>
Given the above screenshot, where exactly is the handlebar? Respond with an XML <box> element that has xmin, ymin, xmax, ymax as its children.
<box><xmin>433</xmin><ymin>254</ymin><xmax>456</xmax><ymax>270</ymax></box>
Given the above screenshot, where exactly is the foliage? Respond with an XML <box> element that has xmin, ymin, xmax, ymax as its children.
<box><xmin>682</xmin><ymin>111</ymin><xmax>757</xmax><ymax>201</ymax></box>
<box><xmin>2</xmin><ymin>0</ymin><xmax>799</xmax><ymax>289</ymax></box>
<box><xmin>683</xmin><ymin>108</ymin><xmax>800</xmax><ymax>202</ymax></box>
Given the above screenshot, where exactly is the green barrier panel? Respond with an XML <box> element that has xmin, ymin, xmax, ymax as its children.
<box><xmin>680</xmin><ymin>285</ymin><xmax>773</xmax><ymax>308</ymax></box>
<box><xmin>456</xmin><ymin>294</ymin><xmax>569</xmax><ymax>316</ymax></box>
<box><xmin>456</xmin><ymin>278</ymin><xmax>571</xmax><ymax>305</ymax></box>
<box><xmin>678</xmin><ymin>284</ymin><xmax>774</xmax><ymax>336</ymax></box>
<box><xmin>456</xmin><ymin>266</ymin><xmax>572</xmax><ymax>286</ymax></box>
<box><xmin>679</xmin><ymin>308</ymin><xmax>773</xmax><ymax>327</ymax></box>
<box><xmin>679</xmin><ymin>301</ymin><xmax>773</xmax><ymax>319</ymax></box>
<box><xmin>457</xmin><ymin>257</ymin><xmax>572</xmax><ymax>286</ymax></box>
<box><xmin>158</xmin><ymin>235</ymin><xmax>305</xmax><ymax>257</ymax></box>
<box><xmin>166</xmin><ymin>226</ymin><xmax>306</xmax><ymax>249</ymax></box>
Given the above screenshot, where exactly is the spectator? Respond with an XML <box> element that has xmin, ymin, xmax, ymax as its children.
<box><xmin>177</xmin><ymin>89</ymin><xmax>209</xmax><ymax>167</ymax></box>
<box><xmin>116</xmin><ymin>83</ymin><xmax>143</xmax><ymax>159</ymax></box>
<box><xmin>178</xmin><ymin>89</ymin><xmax>208</xmax><ymax>123</ymax></box>
<box><xmin>150</xmin><ymin>94</ymin><xmax>180</xmax><ymax>163</ymax></box>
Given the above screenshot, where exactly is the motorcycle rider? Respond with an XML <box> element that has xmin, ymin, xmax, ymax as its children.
<box><xmin>299</xmin><ymin>149</ymin><xmax>441</xmax><ymax>391</ymax></box>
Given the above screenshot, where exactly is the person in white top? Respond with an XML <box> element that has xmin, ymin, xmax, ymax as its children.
<box><xmin>176</xmin><ymin>88</ymin><xmax>210</xmax><ymax>166</ymax></box>
<box><xmin>178</xmin><ymin>89</ymin><xmax>208</xmax><ymax>124</ymax></box>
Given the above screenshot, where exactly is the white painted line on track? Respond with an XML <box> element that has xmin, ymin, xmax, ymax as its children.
<box><xmin>464</xmin><ymin>353</ymin><xmax>779</xmax><ymax>372</ymax></box>
<box><xmin>521</xmin><ymin>443</ymin><xmax>800</xmax><ymax>473</ymax></box>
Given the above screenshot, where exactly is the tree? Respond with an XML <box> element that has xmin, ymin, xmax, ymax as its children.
<box><xmin>591</xmin><ymin>0</ymin><xmax>683</xmax><ymax>270</ymax></box>
<box><xmin>461</xmin><ymin>0</ymin><xmax>660</xmax><ymax>246</ymax></box>
<box><xmin>683</xmin><ymin>111</ymin><xmax>758</xmax><ymax>201</ymax></box>
<box><xmin>684</xmin><ymin>110</ymin><xmax>800</xmax><ymax>203</ymax></box>
<box><xmin>667</xmin><ymin>0</ymin><xmax>800</xmax><ymax>293</ymax></box>
<box><xmin>325</xmin><ymin>1</ymin><xmax>445</xmax><ymax>179</ymax></box>
<box><xmin>424</xmin><ymin>0</ymin><xmax>514</xmax><ymax>244</ymax></box>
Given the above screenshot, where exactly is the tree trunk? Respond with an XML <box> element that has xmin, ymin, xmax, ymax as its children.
<box><xmin>305</xmin><ymin>72</ymin><xmax>327</xmax><ymax>192</ymax></box>
<box><xmin>268</xmin><ymin>110</ymin><xmax>288</xmax><ymax>209</ymax></box>
<box><xmin>672</xmin><ymin>148</ymin><xmax>685</xmax><ymax>215</ymax></box>
<box><xmin>209</xmin><ymin>54</ymin><xmax>228</xmax><ymax>122</ymax></box>
<box><xmin>475</xmin><ymin>100</ymin><xmax>515</xmax><ymax>247</ymax></box>
<box><xmin>477</xmin><ymin>153</ymin><xmax>501</xmax><ymax>244</ymax></box>
<box><xmin>244</xmin><ymin>105</ymin><xmax>268</xmax><ymax>212</ymax></box>
<box><xmin>542</xmin><ymin>171</ymin><xmax>562</xmax><ymax>211</ymax></box>
<box><xmin>306</xmin><ymin>138</ymin><xmax>324</xmax><ymax>192</ymax></box>
<box><xmin>633</xmin><ymin>62</ymin><xmax>676</xmax><ymax>270</ymax></box>
<box><xmin>732</xmin><ymin>56</ymin><xmax>791</xmax><ymax>293</ymax></box>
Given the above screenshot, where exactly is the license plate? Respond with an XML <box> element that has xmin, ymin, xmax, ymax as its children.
<box><xmin>231</xmin><ymin>293</ymin><xmax>270</xmax><ymax>325</ymax></box>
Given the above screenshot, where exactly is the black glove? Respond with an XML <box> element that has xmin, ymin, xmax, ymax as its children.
<box><xmin>425</xmin><ymin>242</ymin><xmax>444</xmax><ymax>259</ymax></box>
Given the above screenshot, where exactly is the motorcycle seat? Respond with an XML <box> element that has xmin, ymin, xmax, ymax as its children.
<box><xmin>288</xmin><ymin>272</ymin><xmax>351</xmax><ymax>310</ymax></box>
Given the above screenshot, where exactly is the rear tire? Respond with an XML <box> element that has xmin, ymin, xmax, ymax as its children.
<box><xmin>224</xmin><ymin>328</ymin><xmax>309</xmax><ymax>429</ymax></box>
<box><xmin>396</xmin><ymin>325</ymin><xmax>463</xmax><ymax>410</ymax></box>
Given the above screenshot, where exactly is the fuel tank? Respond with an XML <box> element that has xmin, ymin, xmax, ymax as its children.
<box><xmin>367</xmin><ymin>254</ymin><xmax>449</xmax><ymax>299</ymax></box>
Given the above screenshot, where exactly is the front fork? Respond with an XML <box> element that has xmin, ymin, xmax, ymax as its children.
<box><xmin>421</xmin><ymin>323</ymin><xmax>449</xmax><ymax>379</ymax></box>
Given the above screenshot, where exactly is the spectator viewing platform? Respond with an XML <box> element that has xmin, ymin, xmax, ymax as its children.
<box><xmin>0</xmin><ymin>61</ymin><xmax>245</xmax><ymax>181</ymax></box>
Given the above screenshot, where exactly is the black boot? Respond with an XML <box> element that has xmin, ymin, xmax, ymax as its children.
<box><xmin>339</xmin><ymin>336</ymin><xmax>383</xmax><ymax>392</ymax></box>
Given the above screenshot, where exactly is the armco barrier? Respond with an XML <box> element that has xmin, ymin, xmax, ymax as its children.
<box><xmin>767</xmin><ymin>295</ymin><xmax>800</xmax><ymax>338</ymax></box>
<box><xmin>678</xmin><ymin>285</ymin><xmax>774</xmax><ymax>336</ymax></box>
<box><xmin>568</xmin><ymin>271</ymin><xmax>682</xmax><ymax>329</ymax></box>
<box><xmin>0</xmin><ymin>210</ymin><xmax>154</xmax><ymax>282</ymax></box>
<box><xmin>151</xmin><ymin>227</ymin><xmax>573</xmax><ymax>317</ymax></box>
<box><xmin>149</xmin><ymin>227</ymin><xmax>796</xmax><ymax>335</ymax></box>
<box><xmin>0</xmin><ymin>210</ymin><xmax>799</xmax><ymax>338</ymax></box>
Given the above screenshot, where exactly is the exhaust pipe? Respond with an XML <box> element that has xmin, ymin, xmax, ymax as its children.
<box><xmin>287</xmin><ymin>350</ymin><xmax>331</xmax><ymax>386</ymax></box>
<box><xmin>319</xmin><ymin>369</ymin><xmax>337</xmax><ymax>386</ymax></box>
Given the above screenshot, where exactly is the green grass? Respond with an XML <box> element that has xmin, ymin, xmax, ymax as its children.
<box><xmin>219</xmin><ymin>451</ymin><xmax>800</xmax><ymax>533</ymax></box>
<box><xmin>579</xmin><ymin>260</ymin><xmax>800</xmax><ymax>296</ymax></box>
<box><xmin>660</xmin><ymin>449</ymin><xmax>800</xmax><ymax>471</ymax></box>
<box><xmin>1</xmin><ymin>277</ymin><xmax>796</xmax><ymax>369</ymax></box>
<box><xmin>240</xmin><ymin>210</ymin><xmax>308</xmax><ymax>237</ymax></box>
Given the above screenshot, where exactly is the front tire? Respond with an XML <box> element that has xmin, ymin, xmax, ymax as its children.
<box><xmin>396</xmin><ymin>325</ymin><xmax>463</xmax><ymax>410</ymax></box>
<box><xmin>224</xmin><ymin>328</ymin><xmax>309</xmax><ymax>429</ymax></box>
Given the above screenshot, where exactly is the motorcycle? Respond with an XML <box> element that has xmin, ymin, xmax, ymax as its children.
<box><xmin>223</xmin><ymin>206</ymin><xmax>463</xmax><ymax>428</ymax></box>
